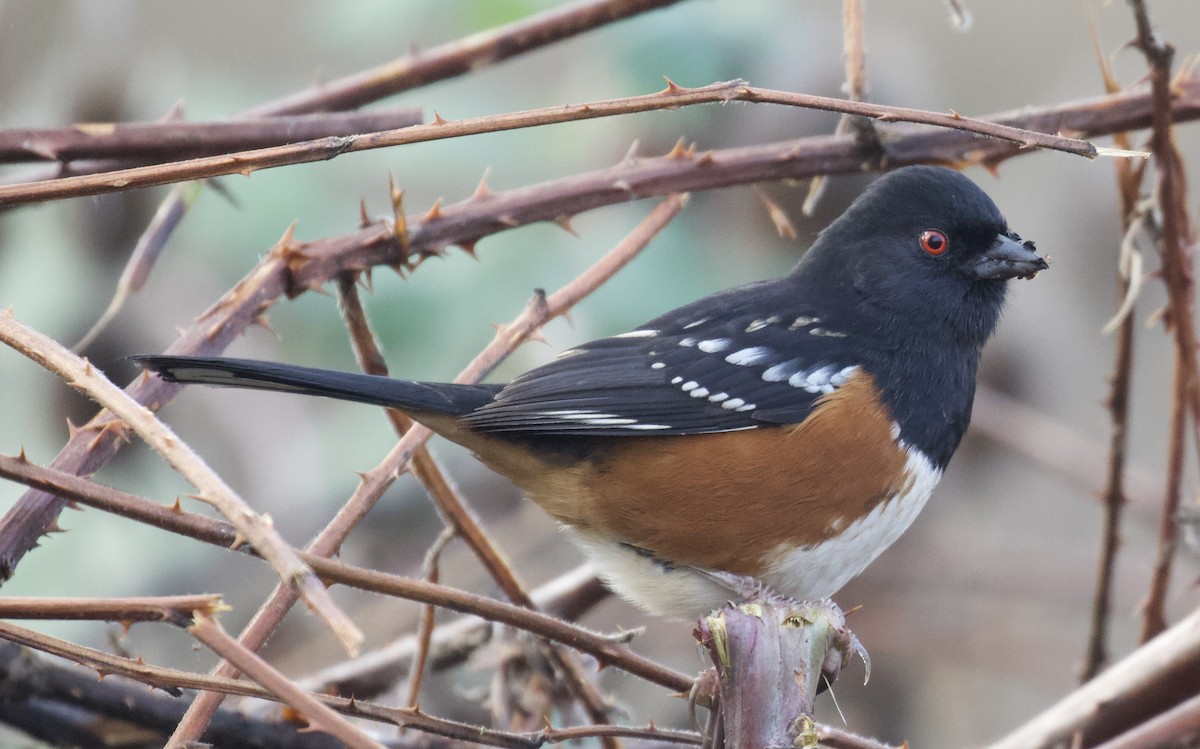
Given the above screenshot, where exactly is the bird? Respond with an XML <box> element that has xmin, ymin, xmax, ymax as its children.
<box><xmin>136</xmin><ymin>165</ymin><xmax>1047</xmax><ymax>619</ymax></box>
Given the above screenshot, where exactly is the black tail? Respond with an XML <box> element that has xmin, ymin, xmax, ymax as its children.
<box><xmin>133</xmin><ymin>355</ymin><xmax>501</xmax><ymax>417</ymax></box>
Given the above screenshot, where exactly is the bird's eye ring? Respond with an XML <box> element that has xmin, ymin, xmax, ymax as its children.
<box><xmin>919</xmin><ymin>229</ymin><xmax>949</xmax><ymax>256</ymax></box>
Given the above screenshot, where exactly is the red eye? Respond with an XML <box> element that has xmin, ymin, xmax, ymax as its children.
<box><xmin>920</xmin><ymin>229</ymin><xmax>949</xmax><ymax>256</ymax></box>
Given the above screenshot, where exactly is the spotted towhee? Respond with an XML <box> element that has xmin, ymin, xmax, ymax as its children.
<box><xmin>137</xmin><ymin>165</ymin><xmax>1046</xmax><ymax>618</ymax></box>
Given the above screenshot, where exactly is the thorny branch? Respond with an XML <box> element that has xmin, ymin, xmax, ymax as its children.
<box><xmin>166</xmin><ymin>195</ymin><xmax>689</xmax><ymax>745</ymax></box>
<box><xmin>0</xmin><ymin>109</ymin><xmax>422</xmax><ymax>165</ymax></box>
<box><xmin>1081</xmin><ymin>24</ymin><xmax>1146</xmax><ymax>683</ymax></box>
<box><xmin>0</xmin><ymin>311</ymin><xmax>363</xmax><ymax>657</ymax></box>
<box><xmin>0</xmin><ymin>79</ymin><xmax>1107</xmax><ymax>206</ymax></box>
<box><xmin>1128</xmin><ymin>0</ymin><xmax>1199</xmax><ymax>645</ymax></box>
<box><xmin>0</xmin><ymin>453</ymin><xmax>690</xmax><ymax>695</ymax></box>
<box><xmin>0</xmin><ymin>623</ymin><xmax>678</xmax><ymax>749</ymax></box>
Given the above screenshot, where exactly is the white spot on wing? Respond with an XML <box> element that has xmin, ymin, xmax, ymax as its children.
<box><xmin>708</xmin><ymin>392</ymin><xmax>729</xmax><ymax>402</ymax></box>
<box><xmin>690</xmin><ymin>387</ymin><xmax>710</xmax><ymax>398</ymax></box>
<box><xmin>683</xmin><ymin>318</ymin><xmax>708</xmax><ymax>330</ymax></box>
<box><xmin>725</xmin><ymin>346</ymin><xmax>772</xmax><ymax>366</ymax></box>
<box><xmin>788</xmin><ymin>316</ymin><xmax>820</xmax><ymax>330</ymax></box>
<box><xmin>698</xmin><ymin>338</ymin><xmax>731</xmax><ymax>353</ymax></box>
<box><xmin>745</xmin><ymin>316</ymin><xmax>780</xmax><ymax>333</ymax></box>
<box><xmin>681</xmin><ymin>381</ymin><xmax>698</xmax><ymax>392</ymax></box>
<box><xmin>613</xmin><ymin>329</ymin><xmax>658</xmax><ymax>338</ymax></box>
<box><xmin>679</xmin><ymin>337</ymin><xmax>697</xmax><ymax>347</ymax></box>
<box><xmin>762</xmin><ymin>358</ymin><xmax>804</xmax><ymax>382</ymax></box>
<box><xmin>808</xmin><ymin>327</ymin><xmax>847</xmax><ymax>338</ymax></box>
<box><xmin>650</xmin><ymin>362</ymin><xmax>666</xmax><ymax>369</ymax></box>
<box><xmin>722</xmin><ymin>398</ymin><xmax>746</xmax><ymax>410</ymax></box>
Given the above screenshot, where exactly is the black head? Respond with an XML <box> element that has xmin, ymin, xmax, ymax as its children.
<box><xmin>793</xmin><ymin>165</ymin><xmax>1046</xmax><ymax>347</ymax></box>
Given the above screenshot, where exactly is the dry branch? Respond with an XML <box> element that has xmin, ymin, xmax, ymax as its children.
<box><xmin>188</xmin><ymin>614</ymin><xmax>386</xmax><ymax>749</ymax></box>
<box><xmin>1129</xmin><ymin>0</ymin><xmax>1199</xmax><ymax>645</ymax></box>
<box><xmin>0</xmin><ymin>80</ymin><xmax>1105</xmax><ymax>206</ymax></box>
<box><xmin>3</xmin><ymin>77</ymin><xmax>1196</xmax><ymax>614</ymax></box>
<box><xmin>0</xmin><ymin>311</ymin><xmax>362</xmax><ymax>657</ymax></box>
<box><xmin>167</xmin><ymin>195</ymin><xmax>689</xmax><ymax>744</ymax></box>
<box><xmin>0</xmin><ymin>594</ymin><xmax>222</xmax><ymax>623</ymax></box>
<box><xmin>0</xmin><ymin>109</ymin><xmax>421</xmax><ymax>164</ymax></box>
<box><xmin>0</xmin><ymin>455</ymin><xmax>674</xmax><ymax>692</ymax></box>
<box><xmin>986</xmin><ymin>604</ymin><xmax>1200</xmax><ymax>748</ymax></box>
<box><xmin>243</xmin><ymin>0</ymin><xmax>686</xmax><ymax>117</ymax></box>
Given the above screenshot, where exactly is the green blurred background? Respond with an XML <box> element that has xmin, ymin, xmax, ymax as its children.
<box><xmin>1</xmin><ymin>1</ymin><xmax>1199</xmax><ymax>746</ymax></box>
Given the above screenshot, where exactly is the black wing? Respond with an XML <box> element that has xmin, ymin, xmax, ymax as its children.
<box><xmin>462</xmin><ymin>280</ymin><xmax>863</xmax><ymax>436</ymax></box>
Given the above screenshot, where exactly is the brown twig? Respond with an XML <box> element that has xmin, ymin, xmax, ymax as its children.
<box><xmin>0</xmin><ymin>109</ymin><xmax>422</xmax><ymax>165</ymax></box>
<box><xmin>0</xmin><ymin>621</ymin><xmax>597</xmax><ymax>749</ymax></box>
<box><xmin>296</xmin><ymin>565</ymin><xmax>608</xmax><ymax>701</ymax></box>
<box><xmin>1090</xmin><ymin>691</ymin><xmax>1200</xmax><ymax>749</ymax></box>
<box><xmin>335</xmin><ymin>272</ymin><xmax>534</xmax><ymax>606</ymax></box>
<box><xmin>0</xmin><ymin>80</ymin><xmax>1105</xmax><ymax>207</ymax></box>
<box><xmin>985</xmin><ymin>603</ymin><xmax>1200</xmax><ymax>749</ymax></box>
<box><xmin>187</xmin><ymin>614</ymin><xmax>386</xmax><ymax>749</ymax></box>
<box><xmin>0</xmin><ymin>640</ymin><xmax>349</xmax><ymax>749</ymax></box>
<box><xmin>404</xmin><ymin>527</ymin><xmax>454</xmax><ymax>712</ymax></box>
<box><xmin>167</xmin><ymin>195</ymin><xmax>689</xmax><ymax>744</ymax></box>
<box><xmin>1081</xmin><ymin>26</ymin><xmax>1147</xmax><ymax>682</ymax></box>
<box><xmin>243</xmin><ymin>0</ymin><xmax>686</xmax><ymax>117</ymax></box>
<box><xmin>63</xmin><ymin>0</ymin><xmax>681</xmax><ymax>351</ymax></box>
<box><xmin>0</xmin><ymin>594</ymin><xmax>222</xmax><ymax>623</ymax></box>
<box><xmin>802</xmin><ymin>0</ymin><xmax>870</xmax><ymax>215</ymax></box>
<box><xmin>0</xmin><ymin>310</ymin><xmax>363</xmax><ymax>657</ymax></box>
<box><xmin>0</xmin><ymin>455</ymin><xmax>685</xmax><ymax>699</ymax></box>
<box><xmin>1130</xmin><ymin>0</ymin><xmax>1199</xmax><ymax>645</ymax></box>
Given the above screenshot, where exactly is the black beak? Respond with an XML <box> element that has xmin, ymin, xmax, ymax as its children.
<box><xmin>971</xmin><ymin>233</ymin><xmax>1048</xmax><ymax>281</ymax></box>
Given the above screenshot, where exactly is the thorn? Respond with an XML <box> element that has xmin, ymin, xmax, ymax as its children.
<box><xmin>843</xmin><ymin>604</ymin><xmax>865</xmax><ymax>617</ymax></box>
<box><xmin>160</xmin><ymin>99</ymin><xmax>187</xmax><ymax>123</ymax></box>
<box><xmin>666</xmin><ymin>137</ymin><xmax>689</xmax><ymax>159</ymax></box>
<box><xmin>753</xmin><ymin>185</ymin><xmax>798</xmax><ymax>239</ymax></box>
<box><xmin>622</xmin><ymin>139</ymin><xmax>641</xmax><ymax>165</ymax></box>
<box><xmin>171</xmin><ymin>498</ymin><xmax>184</xmax><ymax>513</ymax></box>
<box><xmin>122</xmin><ymin>620</ymin><xmax>134</xmax><ymax>637</ymax></box>
<box><xmin>432</xmin><ymin>111</ymin><xmax>448</xmax><ymax>125</ymax></box>
<box><xmin>230</xmin><ymin>532</ymin><xmax>248</xmax><ymax>551</ymax></box>
<box><xmin>388</xmin><ymin>174</ymin><xmax>410</xmax><ymax>266</ymax></box>
<box><xmin>526</xmin><ymin>327</ymin><xmax>548</xmax><ymax>345</ymax></box>
<box><xmin>16</xmin><ymin>447</ymin><xmax>27</xmax><ymax>462</ymax></box>
<box><xmin>695</xmin><ymin>150</ymin><xmax>715</xmax><ymax>166</ymax></box>
<box><xmin>472</xmin><ymin>168</ymin><xmax>493</xmax><ymax>200</ymax></box>
<box><xmin>66</xmin><ymin>418</ymin><xmax>80</xmax><ymax>440</ymax></box>
<box><xmin>459</xmin><ymin>238</ymin><xmax>480</xmax><ymax>259</ymax></box>
<box><xmin>552</xmin><ymin>215</ymin><xmax>579</xmax><ymax>237</ymax></box>
<box><xmin>254</xmin><ymin>313</ymin><xmax>280</xmax><ymax>339</ymax></box>
<box><xmin>422</xmin><ymin>197</ymin><xmax>445</xmax><ymax>223</ymax></box>
<box><xmin>24</xmin><ymin>141</ymin><xmax>59</xmax><ymax>161</ymax></box>
<box><xmin>82</xmin><ymin>357</ymin><xmax>93</xmax><ymax>376</ymax></box>
<box><xmin>661</xmin><ymin>76</ymin><xmax>685</xmax><ymax>94</ymax></box>
<box><xmin>45</xmin><ymin>520</ymin><xmax>66</xmax><ymax>534</ymax></box>
<box><xmin>359</xmin><ymin>198</ymin><xmax>371</xmax><ymax>228</ymax></box>
<box><xmin>948</xmin><ymin>109</ymin><xmax>962</xmax><ymax>119</ymax></box>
